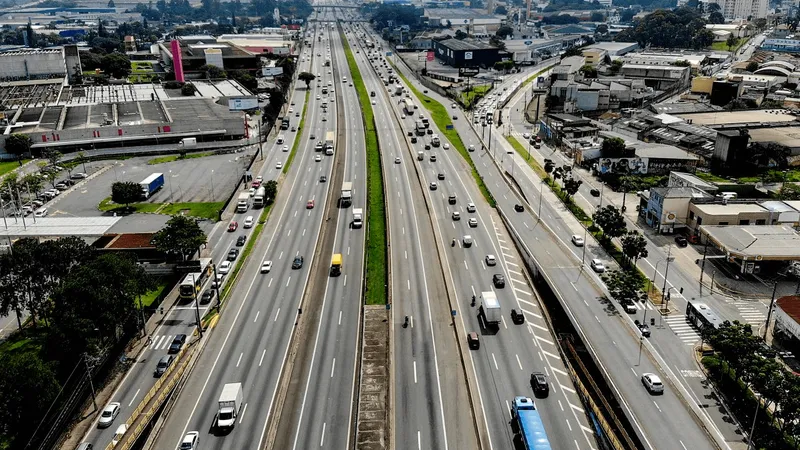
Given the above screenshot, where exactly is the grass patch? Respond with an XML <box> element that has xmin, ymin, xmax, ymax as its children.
<box><xmin>139</xmin><ymin>275</ymin><xmax>176</xmax><ymax>308</ymax></box>
<box><xmin>393</xmin><ymin>63</ymin><xmax>496</xmax><ymax>207</ymax></box>
<box><xmin>710</xmin><ymin>38</ymin><xmax>749</xmax><ymax>52</ymax></box>
<box><xmin>98</xmin><ymin>197</ymin><xmax>224</xmax><ymax>220</ymax></box>
<box><xmin>284</xmin><ymin>90</ymin><xmax>310</xmax><ymax>174</ymax></box>
<box><xmin>342</xmin><ymin>31</ymin><xmax>388</xmax><ymax>306</ymax></box>
<box><xmin>521</xmin><ymin>65</ymin><xmax>557</xmax><ymax>88</ymax></box>
<box><xmin>506</xmin><ymin>136</ymin><xmax>548</xmax><ymax>179</ymax></box>
<box><xmin>0</xmin><ymin>160</ymin><xmax>28</xmax><ymax>177</ymax></box>
<box><xmin>147</xmin><ymin>152</ymin><xmax>215</xmax><ymax>165</ymax></box>
<box><xmin>460</xmin><ymin>84</ymin><xmax>491</xmax><ymax>107</ymax></box>
<box><xmin>695</xmin><ymin>171</ymin><xmax>732</xmax><ymax>183</ymax></box>
<box><xmin>0</xmin><ymin>326</ymin><xmax>45</xmax><ymax>356</ymax></box>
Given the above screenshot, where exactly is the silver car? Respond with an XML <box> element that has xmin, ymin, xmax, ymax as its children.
<box><xmin>98</xmin><ymin>402</ymin><xmax>120</xmax><ymax>428</ymax></box>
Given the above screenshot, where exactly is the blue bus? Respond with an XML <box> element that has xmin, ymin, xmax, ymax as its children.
<box><xmin>512</xmin><ymin>396</ymin><xmax>551</xmax><ymax>450</ymax></box>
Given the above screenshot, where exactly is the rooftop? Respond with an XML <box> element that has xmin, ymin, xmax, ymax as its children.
<box><xmin>692</xmin><ymin>203</ymin><xmax>768</xmax><ymax>215</ymax></box>
<box><xmin>670</xmin><ymin>171</ymin><xmax>719</xmax><ymax>191</ymax></box>
<box><xmin>635</xmin><ymin>144</ymin><xmax>699</xmax><ymax>160</ymax></box>
<box><xmin>747</xmin><ymin>126</ymin><xmax>800</xmax><ymax>149</ymax></box>
<box><xmin>436</xmin><ymin>38</ymin><xmax>498</xmax><ymax>52</ymax></box>
<box><xmin>585</xmin><ymin>41</ymin><xmax>639</xmax><ymax>54</ymax></box>
<box><xmin>423</xmin><ymin>8</ymin><xmax>502</xmax><ymax>20</ymax></box>
<box><xmin>700</xmin><ymin>225</ymin><xmax>800</xmax><ymax>260</ymax></box>
<box><xmin>0</xmin><ymin>217</ymin><xmax>121</xmax><ymax>238</ymax></box>
<box><xmin>650</xmin><ymin>103</ymin><xmax>723</xmax><ymax>114</ymax></box>
<box><xmin>776</xmin><ymin>296</ymin><xmax>800</xmax><ymax>327</ymax></box>
<box><xmin>651</xmin><ymin>186</ymin><xmax>712</xmax><ymax>199</ymax></box>
<box><xmin>677</xmin><ymin>110</ymin><xmax>797</xmax><ymax>126</ymax></box>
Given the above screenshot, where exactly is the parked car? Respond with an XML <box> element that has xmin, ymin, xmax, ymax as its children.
<box><xmin>590</xmin><ymin>259</ymin><xmax>605</xmax><ymax>273</ymax></box>
<box><xmin>674</xmin><ymin>235</ymin><xmax>688</xmax><ymax>247</ymax></box>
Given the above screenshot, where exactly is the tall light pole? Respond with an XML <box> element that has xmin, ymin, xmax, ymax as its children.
<box><xmin>660</xmin><ymin>245</ymin><xmax>674</xmax><ymax>309</ymax></box>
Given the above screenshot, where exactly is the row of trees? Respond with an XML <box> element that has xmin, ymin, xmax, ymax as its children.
<box><xmin>0</xmin><ymin>237</ymin><xmax>153</xmax><ymax>448</ymax></box>
<box><xmin>615</xmin><ymin>6</ymin><xmax>714</xmax><ymax>50</ymax></box>
<box><xmin>704</xmin><ymin>322</ymin><xmax>800</xmax><ymax>450</ymax></box>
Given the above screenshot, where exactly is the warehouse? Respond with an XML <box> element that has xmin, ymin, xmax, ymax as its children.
<box><xmin>431</xmin><ymin>38</ymin><xmax>504</xmax><ymax>68</ymax></box>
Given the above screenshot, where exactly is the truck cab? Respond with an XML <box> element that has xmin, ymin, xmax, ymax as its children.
<box><xmin>330</xmin><ymin>253</ymin><xmax>342</xmax><ymax>276</ymax></box>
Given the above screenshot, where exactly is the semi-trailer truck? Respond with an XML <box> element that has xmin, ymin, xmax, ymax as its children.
<box><xmin>139</xmin><ymin>173</ymin><xmax>165</xmax><ymax>199</ymax></box>
<box><xmin>215</xmin><ymin>383</ymin><xmax>243</xmax><ymax>431</ymax></box>
<box><xmin>481</xmin><ymin>291</ymin><xmax>501</xmax><ymax>327</ymax></box>
<box><xmin>340</xmin><ymin>182</ymin><xmax>353</xmax><ymax>207</ymax></box>
<box><xmin>236</xmin><ymin>192</ymin><xmax>250</xmax><ymax>213</ymax></box>
<box><xmin>253</xmin><ymin>186</ymin><xmax>267</xmax><ymax>208</ymax></box>
<box><xmin>511</xmin><ymin>396</ymin><xmax>551</xmax><ymax>449</ymax></box>
<box><xmin>352</xmin><ymin>208</ymin><xmax>363</xmax><ymax>228</ymax></box>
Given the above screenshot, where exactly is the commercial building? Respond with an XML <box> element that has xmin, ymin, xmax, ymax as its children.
<box><xmin>699</xmin><ymin>225</ymin><xmax>800</xmax><ymax>272</ymax></box>
<box><xmin>423</xmin><ymin>8</ymin><xmax>505</xmax><ymax>32</ymax></box>
<box><xmin>642</xmin><ymin>186</ymin><xmax>714</xmax><ymax>233</ymax></box>
<box><xmin>584</xmin><ymin>41</ymin><xmax>639</xmax><ymax>56</ymax></box>
<box><xmin>158</xmin><ymin>36</ymin><xmax>261</xmax><ymax>78</ymax></box>
<box><xmin>0</xmin><ymin>48</ymin><xmax>69</xmax><ymax>82</ymax></box>
<box><xmin>619</xmin><ymin>64</ymin><xmax>691</xmax><ymax>90</ymax></box>
<box><xmin>708</xmin><ymin>0</ymin><xmax>768</xmax><ymax>20</ymax></box>
<box><xmin>430</xmin><ymin>38</ymin><xmax>503</xmax><ymax>68</ymax></box>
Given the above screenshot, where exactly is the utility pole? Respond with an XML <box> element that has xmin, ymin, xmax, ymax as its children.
<box><xmin>763</xmin><ymin>281</ymin><xmax>779</xmax><ymax>339</ymax></box>
<box><xmin>83</xmin><ymin>353</ymin><xmax>97</xmax><ymax>411</ymax></box>
<box><xmin>258</xmin><ymin>120</ymin><xmax>263</xmax><ymax>160</ymax></box>
<box><xmin>193</xmin><ymin>278</ymin><xmax>203</xmax><ymax>338</ymax></box>
<box><xmin>661</xmin><ymin>246</ymin><xmax>674</xmax><ymax>309</ymax></box>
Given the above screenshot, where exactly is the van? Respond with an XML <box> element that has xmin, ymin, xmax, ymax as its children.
<box><xmin>277</xmin><ymin>136</ymin><xmax>285</xmax><ymax>145</ymax></box>
<box><xmin>417</xmin><ymin>151</ymin><xmax>424</xmax><ymax>161</ymax></box>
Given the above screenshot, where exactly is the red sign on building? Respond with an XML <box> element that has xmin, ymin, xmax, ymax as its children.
<box><xmin>426</xmin><ymin>51</ymin><xmax>434</xmax><ymax>62</ymax></box>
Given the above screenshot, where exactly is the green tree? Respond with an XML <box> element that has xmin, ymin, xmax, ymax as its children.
<box><xmin>563</xmin><ymin>175</ymin><xmax>582</xmax><ymax>202</ymax></box>
<box><xmin>726</xmin><ymin>34</ymin><xmax>739</xmax><ymax>51</ymax></box>
<box><xmin>111</xmin><ymin>181</ymin><xmax>141</xmax><ymax>209</ymax></box>
<box><xmin>298</xmin><ymin>71</ymin><xmax>316</xmax><ymax>89</ymax></box>
<box><xmin>593</xmin><ymin>205</ymin><xmax>627</xmax><ymax>240</ymax></box>
<box><xmin>673</xmin><ymin>60</ymin><xmax>691</xmax><ymax>67</ymax></box>
<box><xmin>601</xmin><ymin>137</ymin><xmax>627</xmax><ymax>157</ymax></box>
<box><xmin>454</xmin><ymin>29</ymin><xmax>467</xmax><ymax>40</ymax></box>
<box><xmin>495</xmin><ymin>25</ymin><xmax>514</xmax><ymax>39</ymax></box>
<box><xmin>590</xmin><ymin>11</ymin><xmax>604</xmax><ymax>22</ymax></box>
<box><xmin>44</xmin><ymin>148</ymin><xmax>62</xmax><ymax>169</ymax></box>
<box><xmin>151</xmin><ymin>215</ymin><xmax>208</xmax><ymax>261</ymax></box>
<box><xmin>199</xmin><ymin>64</ymin><xmax>226</xmax><ymax>79</ymax></box>
<box><xmin>609</xmin><ymin>59</ymin><xmax>623</xmax><ymax>74</ymax></box>
<box><xmin>605</xmin><ymin>269</ymin><xmax>646</xmax><ymax>303</ymax></box>
<box><xmin>579</xmin><ymin>64</ymin><xmax>597</xmax><ymax>78</ymax></box>
<box><xmin>0</xmin><ymin>352</ymin><xmax>61</xmax><ymax>444</ymax></box>
<box><xmin>709</xmin><ymin>11</ymin><xmax>725</xmax><ymax>24</ymax></box>
<box><xmin>746</xmin><ymin>61</ymin><xmax>759</xmax><ymax>72</ymax></box>
<box><xmin>101</xmin><ymin>52</ymin><xmax>132</xmax><ymax>79</ymax></box>
<box><xmin>621</xmin><ymin>230</ymin><xmax>648</xmax><ymax>265</ymax></box>
<box><xmin>562</xmin><ymin>46</ymin><xmax>582</xmax><ymax>58</ymax></box>
<box><xmin>181</xmin><ymin>82</ymin><xmax>197</xmax><ymax>96</ymax></box>
<box><xmin>4</xmin><ymin>133</ymin><xmax>33</xmax><ymax>164</ymax></box>
<box><xmin>264</xmin><ymin>179</ymin><xmax>277</xmax><ymax>205</ymax></box>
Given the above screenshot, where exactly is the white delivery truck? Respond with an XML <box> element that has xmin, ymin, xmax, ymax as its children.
<box><xmin>236</xmin><ymin>192</ymin><xmax>250</xmax><ymax>213</ymax></box>
<box><xmin>253</xmin><ymin>186</ymin><xmax>267</xmax><ymax>208</ymax></box>
<box><xmin>340</xmin><ymin>182</ymin><xmax>353</xmax><ymax>207</ymax></box>
<box><xmin>215</xmin><ymin>383</ymin><xmax>243</xmax><ymax>431</ymax></box>
<box><xmin>481</xmin><ymin>291</ymin><xmax>501</xmax><ymax>327</ymax></box>
<box><xmin>325</xmin><ymin>131</ymin><xmax>335</xmax><ymax>154</ymax></box>
<box><xmin>352</xmin><ymin>208</ymin><xmax>363</xmax><ymax>228</ymax></box>
<box><xmin>178</xmin><ymin>137</ymin><xmax>197</xmax><ymax>149</ymax></box>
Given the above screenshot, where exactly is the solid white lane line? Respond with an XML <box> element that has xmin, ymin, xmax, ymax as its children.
<box><xmin>259</xmin><ymin>349</ymin><xmax>266</xmax><ymax>367</ymax></box>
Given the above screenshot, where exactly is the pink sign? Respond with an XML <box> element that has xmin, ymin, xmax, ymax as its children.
<box><xmin>426</xmin><ymin>51</ymin><xmax>434</xmax><ymax>62</ymax></box>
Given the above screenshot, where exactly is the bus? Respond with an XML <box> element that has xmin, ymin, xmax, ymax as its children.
<box><xmin>512</xmin><ymin>396</ymin><xmax>551</xmax><ymax>450</ymax></box>
<box><xmin>179</xmin><ymin>258</ymin><xmax>213</xmax><ymax>300</ymax></box>
<box><xmin>402</xmin><ymin>98</ymin><xmax>415</xmax><ymax>115</ymax></box>
<box><xmin>686</xmin><ymin>300</ymin><xmax>723</xmax><ymax>331</ymax></box>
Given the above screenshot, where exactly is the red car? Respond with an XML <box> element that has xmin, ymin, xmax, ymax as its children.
<box><xmin>252</xmin><ymin>180</ymin><xmax>261</xmax><ymax>188</ymax></box>
<box><xmin>306</xmin><ymin>200</ymin><xmax>315</xmax><ymax>209</ymax></box>
<box><xmin>228</xmin><ymin>221</ymin><xmax>238</xmax><ymax>232</ymax></box>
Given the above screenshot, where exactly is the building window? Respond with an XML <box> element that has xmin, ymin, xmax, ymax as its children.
<box><xmin>689</xmin><ymin>211</ymin><xmax>695</xmax><ymax>220</ymax></box>
<box><xmin>696</xmin><ymin>217</ymin><xmax>702</xmax><ymax>226</ymax></box>
<box><xmin>739</xmin><ymin>219</ymin><xmax>750</xmax><ymax>225</ymax></box>
<box><xmin>756</xmin><ymin>219</ymin><xmax>766</xmax><ymax>225</ymax></box>
<box><xmin>719</xmin><ymin>221</ymin><xmax>728</xmax><ymax>225</ymax></box>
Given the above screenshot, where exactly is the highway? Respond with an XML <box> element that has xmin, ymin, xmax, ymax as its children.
<box><xmin>269</xmin><ymin>16</ymin><xmax>366</xmax><ymax>450</ymax></box>
<box><xmin>149</xmin><ymin>20</ymin><xmax>340</xmax><ymax>450</ymax></box>
<box><xmin>344</xmin><ymin>20</ymin><xmax>479</xmax><ymax>450</ymax></box>
<box><xmin>379</xmin><ymin>34</ymin><xmax>723</xmax><ymax>450</ymax></box>
<box><xmin>356</xmin><ymin>24</ymin><xmax>598</xmax><ymax>450</ymax></box>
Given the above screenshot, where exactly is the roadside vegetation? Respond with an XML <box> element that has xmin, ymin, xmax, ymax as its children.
<box><xmin>284</xmin><ymin>90</ymin><xmax>310</xmax><ymax>174</ymax></box>
<box><xmin>98</xmin><ymin>197</ymin><xmax>224</xmax><ymax>220</ymax></box>
<box><xmin>342</xmin><ymin>31</ymin><xmax>388</xmax><ymax>306</ymax></box>
<box><xmin>147</xmin><ymin>151</ymin><xmax>215</xmax><ymax>165</ymax></box>
<box><xmin>393</xmin><ymin>64</ymin><xmax>495</xmax><ymax>207</ymax></box>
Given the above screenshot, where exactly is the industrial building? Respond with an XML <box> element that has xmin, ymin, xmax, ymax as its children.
<box><xmin>431</xmin><ymin>38</ymin><xmax>504</xmax><ymax>68</ymax></box>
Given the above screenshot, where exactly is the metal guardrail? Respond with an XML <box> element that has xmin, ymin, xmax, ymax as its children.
<box><xmin>102</xmin><ymin>341</ymin><xmax>196</xmax><ymax>450</ymax></box>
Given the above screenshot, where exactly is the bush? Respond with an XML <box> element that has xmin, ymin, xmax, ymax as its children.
<box><xmin>181</xmin><ymin>83</ymin><xmax>196</xmax><ymax>96</ymax></box>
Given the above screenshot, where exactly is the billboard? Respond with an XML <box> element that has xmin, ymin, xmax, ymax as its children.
<box><xmin>464</xmin><ymin>51</ymin><xmax>473</xmax><ymax>60</ymax></box>
<box><xmin>229</xmin><ymin>97</ymin><xmax>259</xmax><ymax>110</ymax></box>
<box><xmin>426</xmin><ymin>51</ymin><xmax>434</xmax><ymax>62</ymax></box>
<box><xmin>596</xmin><ymin>157</ymin><xmax>648</xmax><ymax>175</ymax></box>
<box><xmin>459</xmin><ymin>67</ymin><xmax>479</xmax><ymax>77</ymax></box>
<box><xmin>262</xmin><ymin>66</ymin><xmax>284</xmax><ymax>76</ymax></box>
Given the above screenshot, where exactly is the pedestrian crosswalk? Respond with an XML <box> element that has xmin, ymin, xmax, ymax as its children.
<box><xmin>147</xmin><ymin>334</ymin><xmax>179</xmax><ymax>351</ymax></box>
<box><xmin>663</xmin><ymin>315</ymin><xmax>701</xmax><ymax>345</ymax></box>
<box><xmin>732</xmin><ymin>301</ymin><xmax>767</xmax><ymax>326</ymax></box>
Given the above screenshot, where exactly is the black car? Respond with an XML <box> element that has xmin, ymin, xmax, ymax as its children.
<box><xmin>200</xmin><ymin>289</ymin><xmax>216</xmax><ymax>305</ymax></box>
<box><xmin>426</xmin><ymin>129</ymin><xmax>433</xmax><ymax>135</ymax></box>
<box><xmin>411</xmin><ymin>137</ymin><xmax>417</xmax><ymax>143</ymax></box>
<box><xmin>292</xmin><ymin>255</ymin><xmax>305</xmax><ymax>269</ymax></box>
<box><xmin>493</xmin><ymin>274</ymin><xmax>506</xmax><ymax>288</ymax></box>
<box><xmin>424</xmin><ymin>144</ymin><xmax>431</xmax><ymax>150</ymax></box>
<box><xmin>320</xmin><ymin>175</ymin><xmax>327</xmax><ymax>183</ymax></box>
<box><xmin>168</xmin><ymin>334</ymin><xmax>187</xmax><ymax>354</ymax></box>
<box><xmin>638</xmin><ymin>323</ymin><xmax>651</xmax><ymax>337</ymax></box>
<box><xmin>590</xmin><ymin>188</ymin><xmax>601</xmax><ymax>197</ymax></box>
<box><xmin>228</xmin><ymin>248</ymin><xmax>240</xmax><ymax>261</ymax></box>
<box><xmin>674</xmin><ymin>235</ymin><xmax>688</xmax><ymax>247</ymax></box>
<box><xmin>236</xmin><ymin>235</ymin><xmax>246</xmax><ymax>246</ymax></box>
<box><xmin>530</xmin><ymin>372</ymin><xmax>549</xmax><ymax>397</ymax></box>
<box><xmin>514</xmin><ymin>204</ymin><xmax>524</xmax><ymax>212</ymax></box>
<box><xmin>448</xmin><ymin>195</ymin><xmax>457</xmax><ymax>205</ymax></box>
<box><xmin>511</xmin><ymin>309</ymin><xmax>525</xmax><ymax>324</ymax></box>
<box><xmin>438</xmin><ymin>173</ymin><xmax>445</xmax><ymax>180</ymax></box>
<box><xmin>154</xmin><ymin>355</ymin><xmax>174</xmax><ymax>377</ymax></box>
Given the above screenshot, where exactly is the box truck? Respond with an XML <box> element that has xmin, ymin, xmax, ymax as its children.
<box><xmin>340</xmin><ymin>182</ymin><xmax>353</xmax><ymax>207</ymax></box>
<box><xmin>178</xmin><ymin>137</ymin><xmax>197</xmax><ymax>149</ymax></box>
<box><xmin>236</xmin><ymin>192</ymin><xmax>250</xmax><ymax>213</ymax></box>
<box><xmin>352</xmin><ymin>208</ymin><xmax>363</xmax><ymax>228</ymax></box>
<box><xmin>481</xmin><ymin>291</ymin><xmax>501</xmax><ymax>326</ymax></box>
<box><xmin>215</xmin><ymin>383</ymin><xmax>243</xmax><ymax>431</ymax></box>
<box><xmin>140</xmin><ymin>173</ymin><xmax>164</xmax><ymax>199</ymax></box>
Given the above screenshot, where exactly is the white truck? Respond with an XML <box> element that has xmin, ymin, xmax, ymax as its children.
<box><xmin>215</xmin><ymin>382</ymin><xmax>243</xmax><ymax>431</ymax></box>
<box><xmin>178</xmin><ymin>137</ymin><xmax>197</xmax><ymax>149</ymax></box>
<box><xmin>352</xmin><ymin>208</ymin><xmax>363</xmax><ymax>228</ymax></box>
<box><xmin>340</xmin><ymin>182</ymin><xmax>353</xmax><ymax>207</ymax></box>
<box><xmin>481</xmin><ymin>291</ymin><xmax>501</xmax><ymax>326</ymax></box>
<box><xmin>253</xmin><ymin>186</ymin><xmax>267</xmax><ymax>208</ymax></box>
<box><xmin>236</xmin><ymin>192</ymin><xmax>250</xmax><ymax>213</ymax></box>
<box><xmin>431</xmin><ymin>134</ymin><xmax>440</xmax><ymax>148</ymax></box>
<box><xmin>325</xmin><ymin>131</ymin><xmax>335</xmax><ymax>155</ymax></box>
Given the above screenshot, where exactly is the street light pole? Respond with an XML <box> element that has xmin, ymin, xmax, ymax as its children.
<box><xmin>763</xmin><ymin>281</ymin><xmax>779</xmax><ymax>339</ymax></box>
<box><xmin>661</xmin><ymin>246</ymin><xmax>674</xmax><ymax>309</ymax></box>
<box><xmin>83</xmin><ymin>353</ymin><xmax>98</xmax><ymax>411</ymax></box>
<box><xmin>538</xmin><ymin>179</ymin><xmax>544</xmax><ymax>219</ymax></box>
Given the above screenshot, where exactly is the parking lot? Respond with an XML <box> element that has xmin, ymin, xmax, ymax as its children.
<box><xmin>7</xmin><ymin>152</ymin><xmax>249</xmax><ymax>222</ymax></box>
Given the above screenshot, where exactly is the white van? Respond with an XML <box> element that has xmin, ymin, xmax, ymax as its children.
<box><xmin>277</xmin><ymin>135</ymin><xmax>285</xmax><ymax>145</ymax></box>
<box><xmin>244</xmin><ymin>216</ymin><xmax>254</xmax><ymax>228</ymax></box>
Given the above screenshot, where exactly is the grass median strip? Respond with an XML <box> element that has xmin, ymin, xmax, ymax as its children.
<box><xmin>393</xmin><ymin>63</ymin><xmax>495</xmax><ymax>207</ymax></box>
<box><xmin>342</xmin><ymin>32</ymin><xmax>388</xmax><ymax>306</ymax></box>
<box><xmin>147</xmin><ymin>152</ymin><xmax>215</xmax><ymax>165</ymax></box>
<box><xmin>284</xmin><ymin>90</ymin><xmax>310</xmax><ymax>174</ymax></box>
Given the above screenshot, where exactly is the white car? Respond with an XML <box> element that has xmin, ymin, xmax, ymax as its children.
<box><xmin>315</xmin><ymin>155</ymin><xmax>322</xmax><ymax>162</ymax></box>
<box><xmin>395</xmin><ymin>157</ymin><xmax>401</xmax><ymax>164</ymax></box>
<box><xmin>180</xmin><ymin>431</ymin><xmax>199</xmax><ymax>450</ymax></box>
<box><xmin>249</xmin><ymin>187</ymin><xmax>256</xmax><ymax>197</ymax></box>
<box><xmin>443</xmin><ymin>143</ymin><xmax>450</xmax><ymax>150</ymax></box>
<box><xmin>371</xmin><ymin>100</ymin><xmax>376</xmax><ymax>105</ymax></box>
<box><xmin>590</xmin><ymin>259</ymin><xmax>605</xmax><ymax>273</ymax></box>
<box><xmin>261</xmin><ymin>260</ymin><xmax>272</xmax><ymax>273</ymax></box>
<box><xmin>451</xmin><ymin>103</ymin><xmax>457</xmax><ymax>108</ymax></box>
<box><xmin>467</xmin><ymin>202</ymin><xmax>476</xmax><ymax>213</ymax></box>
<box><xmin>485</xmin><ymin>255</ymin><xmax>497</xmax><ymax>266</ymax></box>
<box><xmin>98</xmin><ymin>402</ymin><xmax>120</xmax><ymax>428</ymax></box>
<box><xmin>468</xmin><ymin>218</ymin><xmax>478</xmax><ymax>228</ymax></box>
<box><xmin>243</xmin><ymin>216</ymin><xmax>254</xmax><ymax>228</ymax></box>
<box><xmin>111</xmin><ymin>424</ymin><xmax>128</xmax><ymax>446</ymax></box>
<box><xmin>276</xmin><ymin>161</ymin><xmax>283</xmax><ymax>170</ymax></box>
<box><xmin>283</xmin><ymin>145</ymin><xmax>289</xmax><ymax>152</ymax></box>
<box><xmin>571</xmin><ymin>235</ymin><xmax>584</xmax><ymax>247</ymax></box>
<box><xmin>429</xmin><ymin>182</ymin><xmax>438</xmax><ymax>190</ymax></box>
<box><xmin>218</xmin><ymin>260</ymin><xmax>232</xmax><ymax>275</ymax></box>
<box><xmin>34</xmin><ymin>208</ymin><xmax>48</xmax><ymax>217</ymax></box>
<box><xmin>256</xmin><ymin>175</ymin><xmax>263</xmax><ymax>182</ymax></box>
<box><xmin>288</xmin><ymin>108</ymin><xmax>294</xmax><ymax>113</ymax></box>
<box><xmin>641</xmin><ymin>373</ymin><xmax>664</xmax><ymax>394</ymax></box>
